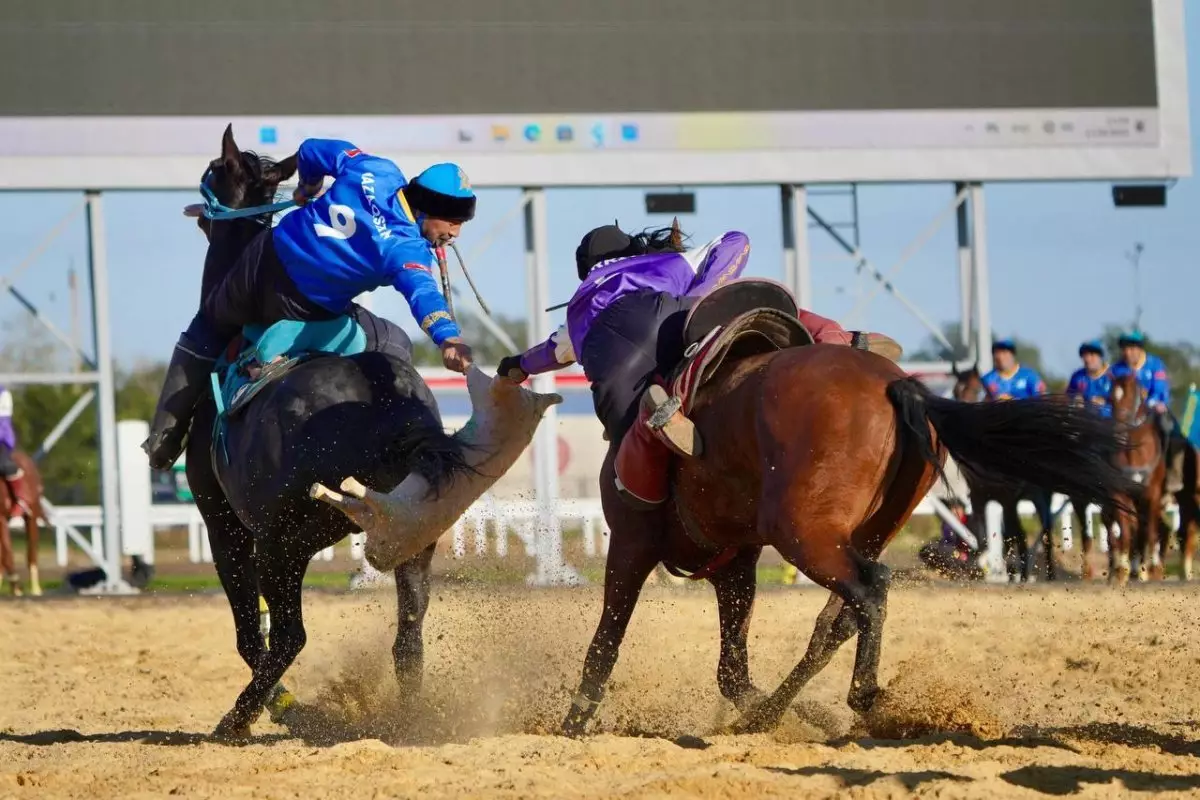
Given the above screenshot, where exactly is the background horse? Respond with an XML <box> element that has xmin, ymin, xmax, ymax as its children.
<box><xmin>1108</xmin><ymin>369</ymin><xmax>1168</xmax><ymax>584</ymax></box>
<box><xmin>188</xmin><ymin>126</ymin><xmax>474</xmax><ymax>739</ymax></box>
<box><xmin>1167</xmin><ymin>433</ymin><xmax>1200</xmax><ymax>581</ymax></box>
<box><xmin>558</xmin><ymin>320</ymin><xmax>1137</xmax><ymax>736</ymax></box>
<box><xmin>952</xmin><ymin>368</ymin><xmax>1056</xmax><ymax>581</ymax></box>
<box><xmin>0</xmin><ymin>450</ymin><xmax>44</xmax><ymax>596</ymax></box>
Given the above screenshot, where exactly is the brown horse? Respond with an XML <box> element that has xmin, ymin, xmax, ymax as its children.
<box><xmin>951</xmin><ymin>368</ymin><xmax>1057</xmax><ymax>581</ymax></box>
<box><xmin>1109</xmin><ymin>370</ymin><xmax>1169</xmax><ymax>584</ymax></box>
<box><xmin>0</xmin><ymin>450</ymin><xmax>45</xmax><ymax>596</ymax></box>
<box><xmin>561</xmin><ymin>320</ymin><xmax>1137</xmax><ymax>736</ymax></box>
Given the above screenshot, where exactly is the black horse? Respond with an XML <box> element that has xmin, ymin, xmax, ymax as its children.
<box><xmin>185</xmin><ymin>126</ymin><xmax>471</xmax><ymax>739</ymax></box>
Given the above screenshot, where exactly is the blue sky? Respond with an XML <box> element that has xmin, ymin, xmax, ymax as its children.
<box><xmin>3</xmin><ymin>23</ymin><xmax>1199</xmax><ymax>380</ymax></box>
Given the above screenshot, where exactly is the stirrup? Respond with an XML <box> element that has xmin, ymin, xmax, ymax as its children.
<box><xmin>643</xmin><ymin>385</ymin><xmax>702</xmax><ymax>457</ymax></box>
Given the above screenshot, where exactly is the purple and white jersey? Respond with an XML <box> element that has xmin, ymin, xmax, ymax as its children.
<box><xmin>519</xmin><ymin>231</ymin><xmax>751</xmax><ymax>375</ymax></box>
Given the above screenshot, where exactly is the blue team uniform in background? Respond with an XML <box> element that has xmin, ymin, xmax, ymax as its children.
<box><xmin>981</xmin><ymin>365</ymin><xmax>1046</xmax><ymax>400</ymax></box>
<box><xmin>272</xmin><ymin>138</ymin><xmax>461</xmax><ymax>345</ymax></box>
<box><xmin>1066</xmin><ymin>367</ymin><xmax>1113</xmax><ymax>417</ymax></box>
<box><xmin>1110</xmin><ymin>353</ymin><xmax>1170</xmax><ymax>408</ymax></box>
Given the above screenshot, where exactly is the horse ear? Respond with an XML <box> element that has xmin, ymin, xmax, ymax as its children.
<box><xmin>221</xmin><ymin>124</ymin><xmax>241</xmax><ymax>173</ymax></box>
<box><xmin>669</xmin><ymin>216</ymin><xmax>683</xmax><ymax>249</ymax></box>
<box><xmin>266</xmin><ymin>153</ymin><xmax>298</xmax><ymax>184</ymax></box>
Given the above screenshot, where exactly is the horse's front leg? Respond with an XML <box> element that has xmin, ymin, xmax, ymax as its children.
<box><xmin>392</xmin><ymin>543</ymin><xmax>436</xmax><ymax>699</ymax></box>
<box><xmin>709</xmin><ymin>546</ymin><xmax>765</xmax><ymax>712</ymax></box>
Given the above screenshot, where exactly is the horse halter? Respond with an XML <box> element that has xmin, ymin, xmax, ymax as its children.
<box><xmin>198</xmin><ymin>167</ymin><xmax>296</xmax><ymax>221</ymax></box>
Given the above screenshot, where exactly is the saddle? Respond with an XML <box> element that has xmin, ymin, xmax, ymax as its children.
<box><xmin>666</xmin><ymin>279</ymin><xmax>813</xmax><ymax>415</ymax></box>
<box><xmin>210</xmin><ymin>317</ymin><xmax>368</xmax><ymax>460</ymax></box>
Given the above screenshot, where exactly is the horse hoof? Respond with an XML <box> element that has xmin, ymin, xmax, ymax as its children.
<box><xmin>560</xmin><ymin>711</ymin><xmax>590</xmax><ymax>739</ymax></box>
<box><xmin>848</xmin><ymin>687</ymin><xmax>880</xmax><ymax>716</ymax></box>
<box><xmin>732</xmin><ymin>700</ymin><xmax>784</xmax><ymax>735</ymax></box>
<box><xmin>212</xmin><ymin>717</ymin><xmax>253</xmax><ymax>743</ymax></box>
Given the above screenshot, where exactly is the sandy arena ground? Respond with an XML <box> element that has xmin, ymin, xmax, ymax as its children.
<box><xmin>4</xmin><ymin>582</ymin><xmax>1200</xmax><ymax>798</ymax></box>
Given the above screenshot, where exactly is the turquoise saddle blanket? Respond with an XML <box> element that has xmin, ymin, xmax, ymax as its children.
<box><xmin>210</xmin><ymin>317</ymin><xmax>368</xmax><ymax>458</ymax></box>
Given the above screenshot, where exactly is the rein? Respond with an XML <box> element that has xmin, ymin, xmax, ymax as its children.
<box><xmin>198</xmin><ymin>169</ymin><xmax>296</xmax><ymax>221</ymax></box>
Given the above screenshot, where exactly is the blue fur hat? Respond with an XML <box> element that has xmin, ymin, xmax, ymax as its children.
<box><xmin>406</xmin><ymin>163</ymin><xmax>476</xmax><ymax>221</ymax></box>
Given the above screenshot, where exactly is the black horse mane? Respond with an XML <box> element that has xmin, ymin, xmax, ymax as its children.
<box><xmin>238</xmin><ymin>148</ymin><xmax>278</xmax><ymax>182</ymax></box>
<box><xmin>629</xmin><ymin>226</ymin><xmax>689</xmax><ymax>255</ymax></box>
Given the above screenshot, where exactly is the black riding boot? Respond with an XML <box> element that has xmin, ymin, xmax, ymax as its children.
<box><xmin>142</xmin><ymin>336</ymin><xmax>220</xmax><ymax>471</ymax></box>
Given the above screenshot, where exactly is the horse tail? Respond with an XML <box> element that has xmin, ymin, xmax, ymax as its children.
<box><xmin>885</xmin><ymin>377</ymin><xmax>1140</xmax><ymax>512</ymax></box>
<box><xmin>382</xmin><ymin>423</ymin><xmax>475</xmax><ymax>499</ymax></box>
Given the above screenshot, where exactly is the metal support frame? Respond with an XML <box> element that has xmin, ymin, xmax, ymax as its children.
<box><xmin>788</xmin><ymin>182</ymin><xmax>989</xmax><ymax>375</ymax></box>
<box><xmin>780</xmin><ymin>185</ymin><xmax>813</xmax><ymax>308</ymax></box>
<box><xmin>0</xmin><ymin>191</ymin><xmax>134</xmax><ymax>593</ymax></box>
<box><xmin>86</xmin><ymin>192</ymin><xmax>134</xmax><ymax>594</ymax></box>
<box><xmin>955</xmin><ymin>182</ymin><xmax>973</xmax><ymax>353</ymax></box>
<box><xmin>522</xmin><ymin>188</ymin><xmax>577</xmax><ymax>586</ymax></box>
<box><xmin>969</xmin><ymin>183</ymin><xmax>993</xmax><ymax>374</ymax></box>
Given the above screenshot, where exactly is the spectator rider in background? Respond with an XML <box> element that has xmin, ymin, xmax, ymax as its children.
<box><xmin>1066</xmin><ymin>339</ymin><xmax>1113</xmax><ymax>418</ymax></box>
<box><xmin>981</xmin><ymin>339</ymin><xmax>1047</xmax><ymax>401</ymax></box>
<box><xmin>1111</xmin><ymin>330</ymin><xmax>1186</xmax><ymax>494</ymax></box>
<box><xmin>0</xmin><ymin>385</ymin><xmax>30</xmax><ymax>516</ymax></box>
<box><xmin>142</xmin><ymin>137</ymin><xmax>478</xmax><ymax>471</ymax></box>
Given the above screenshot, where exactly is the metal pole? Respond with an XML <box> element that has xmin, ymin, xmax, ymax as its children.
<box><xmin>955</xmin><ymin>182</ymin><xmax>973</xmax><ymax>354</ymax></box>
<box><xmin>86</xmin><ymin>191</ymin><xmax>135</xmax><ymax>594</ymax></box>
<box><xmin>969</xmin><ymin>184</ymin><xmax>993</xmax><ymax>374</ymax></box>
<box><xmin>781</xmin><ymin>186</ymin><xmax>796</xmax><ymax>297</ymax></box>
<box><xmin>780</xmin><ymin>185</ymin><xmax>812</xmax><ymax>307</ymax></box>
<box><xmin>522</xmin><ymin>189</ymin><xmax>573</xmax><ymax>586</ymax></box>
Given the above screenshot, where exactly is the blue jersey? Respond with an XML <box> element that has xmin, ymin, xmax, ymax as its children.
<box><xmin>1111</xmin><ymin>353</ymin><xmax>1170</xmax><ymax>407</ymax></box>
<box><xmin>271</xmin><ymin>138</ymin><xmax>460</xmax><ymax>345</ymax></box>
<box><xmin>981</xmin><ymin>365</ymin><xmax>1046</xmax><ymax>400</ymax></box>
<box><xmin>1066</xmin><ymin>367</ymin><xmax>1113</xmax><ymax>417</ymax></box>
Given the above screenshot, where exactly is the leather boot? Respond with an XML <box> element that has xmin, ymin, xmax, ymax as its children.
<box><xmin>142</xmin><ymin>337</ymin><xmax>219</xmax><ymax>471</ymax></box>
<box><xmin>614</xmin><ymin>386</ymin><xmax>703</xmax><ymax>508</ymax></box>
<box><xmin>850</xmin><ymin>331</ymin><xmax>904</xmax><ymax>362</ymax></box>
<box><xmin>614</xmin><ymin>418</ymin><xmax>671</xmax><ymax>508</ymax></box>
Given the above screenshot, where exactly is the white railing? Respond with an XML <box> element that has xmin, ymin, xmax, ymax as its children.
<box><xmin>29</xmin><ymin>492</ymin><xmax>1181</xmax><ymax>581</ymax></box>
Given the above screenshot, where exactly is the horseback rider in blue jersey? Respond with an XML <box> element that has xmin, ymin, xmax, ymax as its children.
<box><xmin>1111</xmin><ymin>329</ymin><xmax>1186</xmax><ymax>493</ymax></box>
<box><xmin>980</xmin><ymin>339</ymin><xmax>1047</xmax><ymax>400</ymax></box>
<box><xmin>143</xmin><ymin>137</ymin><xmax>478</xmax><ymax>471</ymax></box>
<box><xmin>1066</xmin><ymin>340</ymin><xmax>1113</xmax><ymax>418</ymax></box>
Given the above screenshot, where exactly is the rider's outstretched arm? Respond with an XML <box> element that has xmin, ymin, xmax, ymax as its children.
<box><xmin>517</xmin><ymin>325</ymin><xmax>577</xmax><ymax>376</ymax></box>
<box><xmin>387</xmin><ymin>246</ymin><xmax>462</xmax><ymax>346</ymax></box>
<box><xmin>685</xmin><ymin>231</ymin><xmax>751</xmax><ymax>297</ymax></box>
<box><xmin>295</xmin><ymin>138</ymin><xmax>363</xmax><ymax>187</ymax></box>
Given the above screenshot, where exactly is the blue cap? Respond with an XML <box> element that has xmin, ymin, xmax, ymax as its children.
<box><xmin>1118</xmin><ymin>329</ymin><xmax>1147</xmax><ymax>348</ymax></box>
<box><xmin>991</xmin><ymin>338</ymin><xmax>1016</xmax><ymax>354</ymax></box>
<box><xmin>1079</xmin><ymin>339</ymin><xmax>1105</xmax><ymax>357</ymax></box>
<box><xmin>406</xmin><ymin>163</ymin><xmax>476</xmax><ymax>221</ymax></box>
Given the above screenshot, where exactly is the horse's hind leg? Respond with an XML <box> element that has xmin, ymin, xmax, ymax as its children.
<box><xmin>708</xmin><ymin>546</ymin><xmax>764</xmax><ymax>712</ymax></box>
<box><xmin>215</xmin><ymin>546</ymin><xmax>308</xmax><ymax>739</ymax></box>
<box><xmin>392</xmin><ymin>543</ymin><xmax>436</xmax><ymax>699</ymax></box>
<box><xmin>736</xmin><ymin>534</ymin><xmax>890</xmax><ymax>733</ymax></box>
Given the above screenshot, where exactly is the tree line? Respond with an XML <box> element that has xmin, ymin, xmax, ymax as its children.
<box><xmin>4</xmin><ymin>314</ymin><xmax>1196</xmax><ymax>504</ymax></box>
